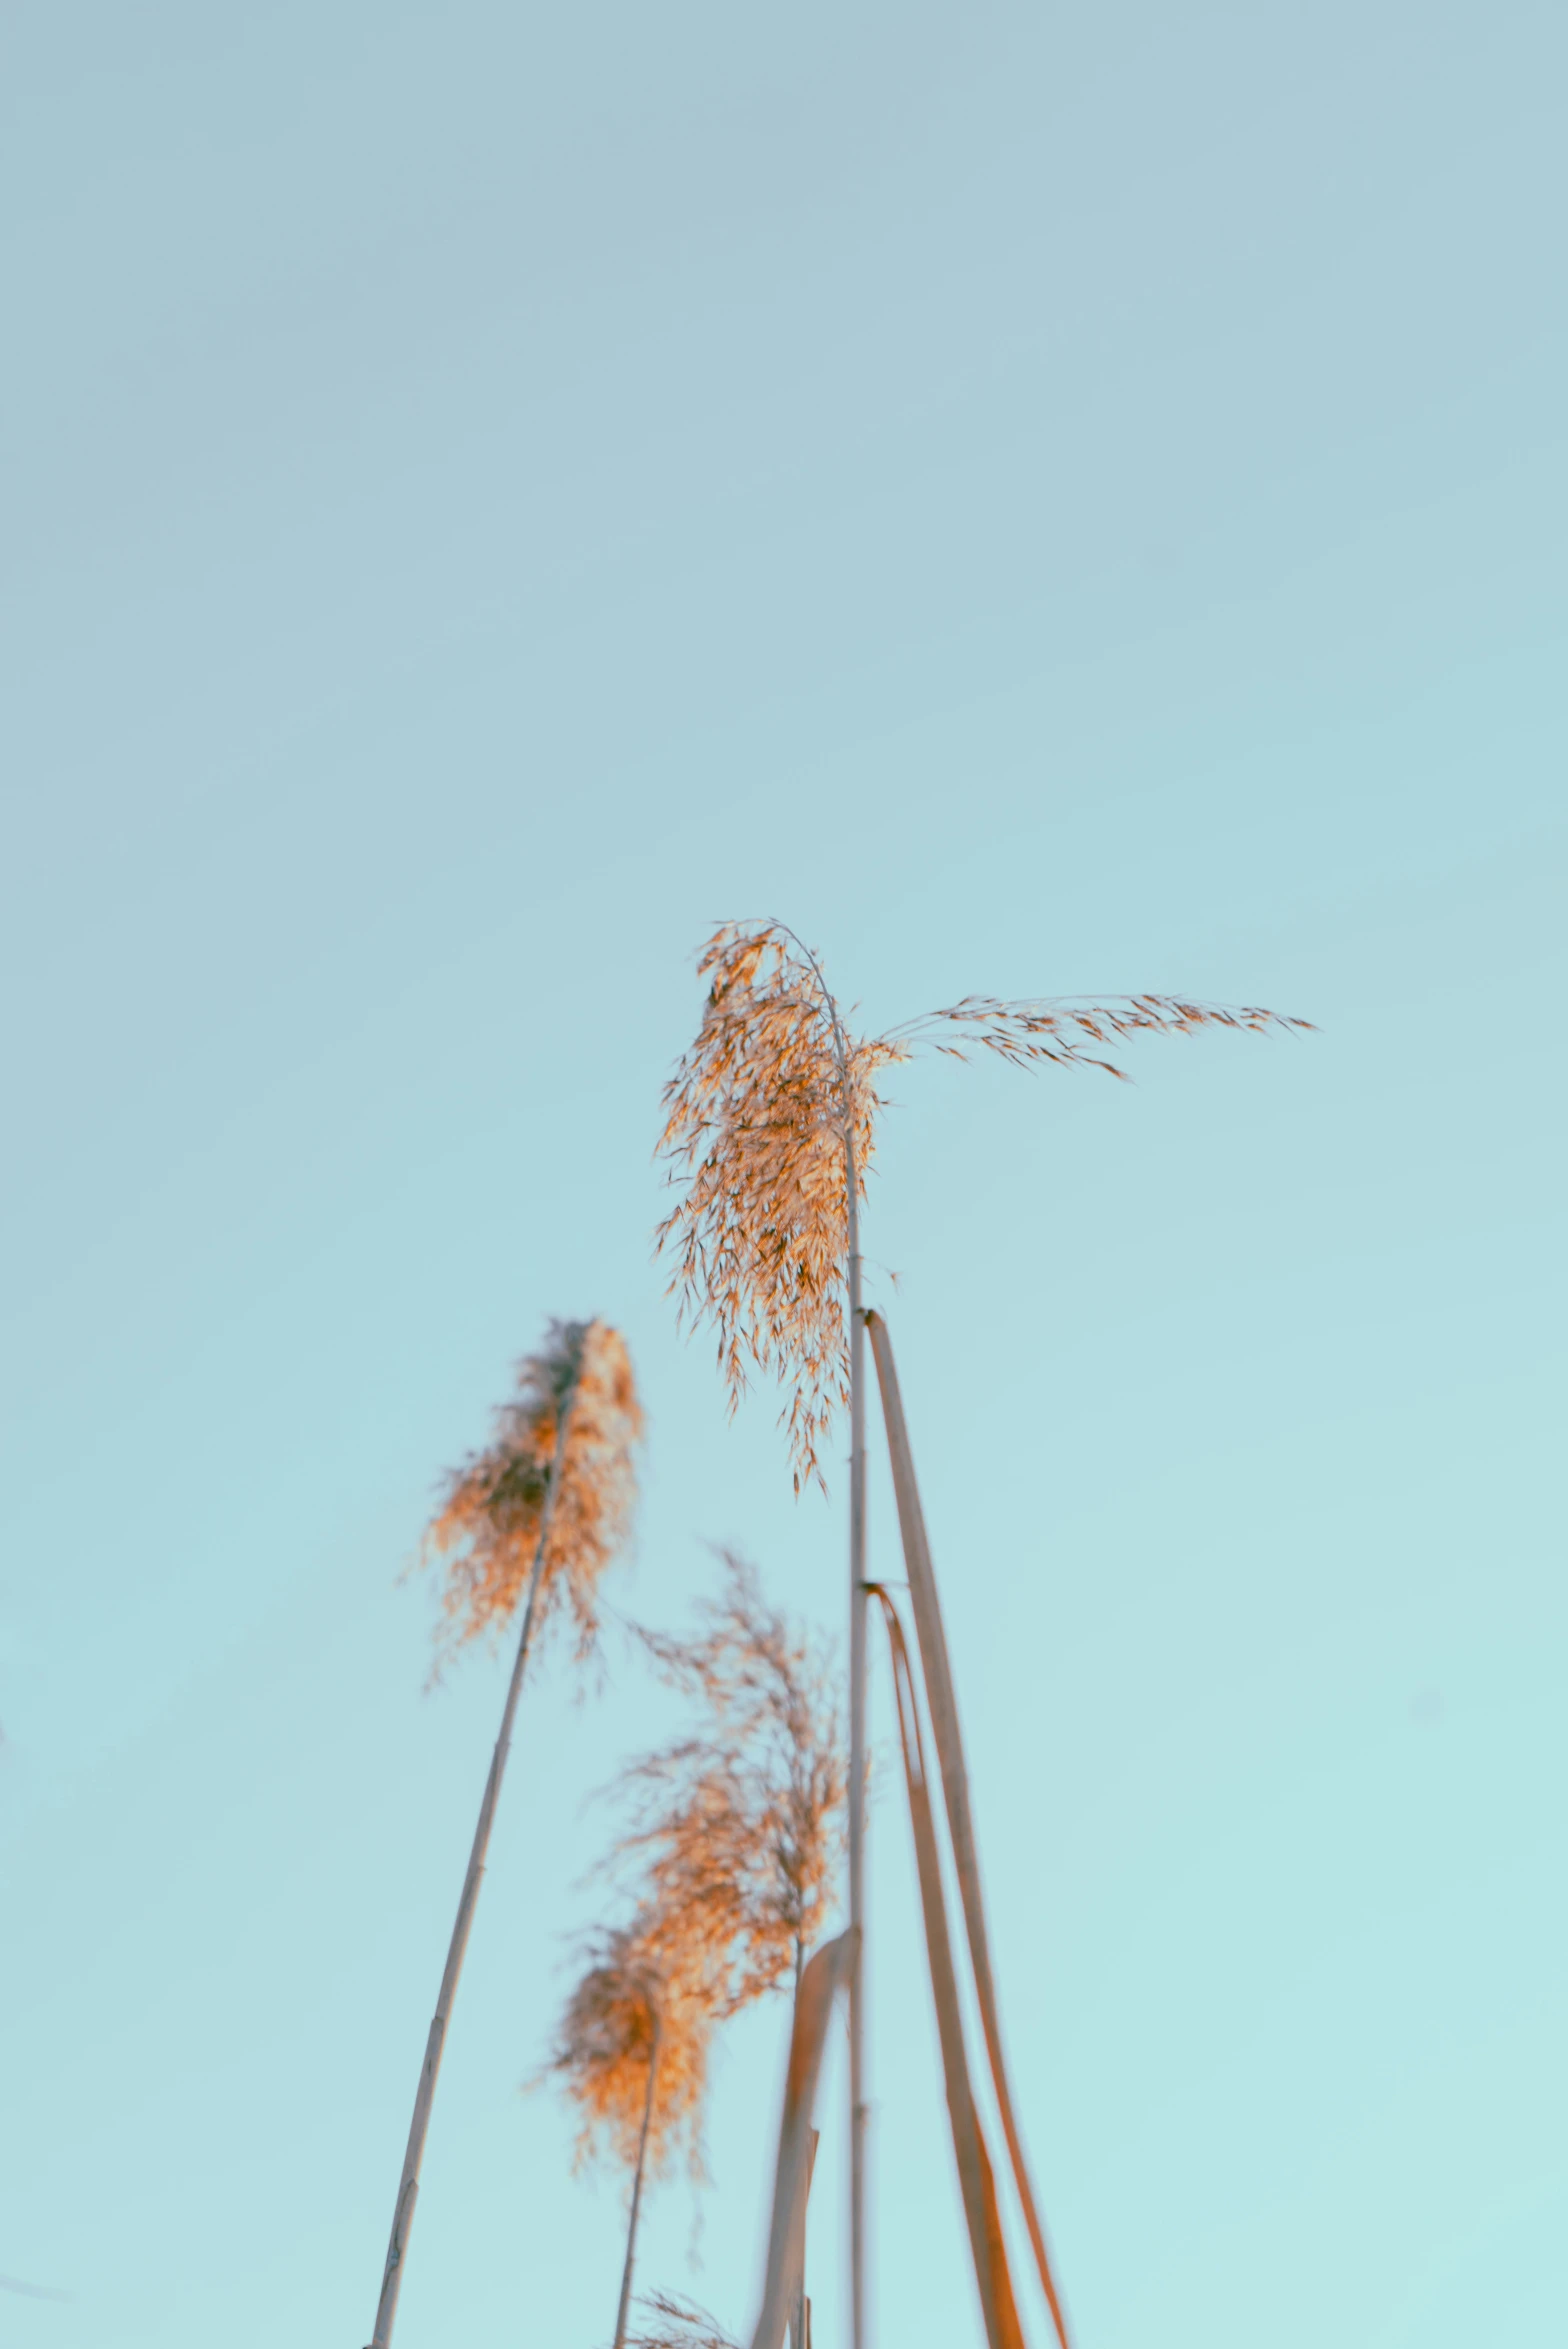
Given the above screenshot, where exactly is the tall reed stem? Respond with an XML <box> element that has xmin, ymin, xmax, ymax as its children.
<box><xmin>612</xmin><ymin>2015</ymin><xmax>662</xmax><ymax>2349</ymax></box>
<box><xmin>789</xmin><ymin>927</ymin><xmax>868</xmax><ymax>2349</ymax></box>
<box><xmin>846</xmin><ymin>1135</ymin><xmax>868</xmax><ymax>2349</ymax></box>
<box><xmin>366</xmin><ymin>1357</ymin><xmax>585</xmax><ymax>2349</ymax></box>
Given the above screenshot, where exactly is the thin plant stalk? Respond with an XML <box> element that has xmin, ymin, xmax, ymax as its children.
<box><xmin>788</xmin><ymin>2130</ymin><xmax>819</xmax><ymax>2349</ymax></box>
<box><xmin>613</xmin><ymin>2015</ymin><xmax>664</xmax><ymax>2349</ymax></box>
<box><xmin>864</xmin><ymin>1309</ymin><xmax>1071</xmax><ymax>2349</ymax></box>
<box><xmin>789</xmin><ymin>931</ymin><xmax>868</xmax><ymax>2349</ymax></box>
<box><xmin>367</xmin><ymin>1361</ymin><xmax>583</xmax><ymax>2349</ymax></box>
<box><xmin>846</xmin><ymin>1136</ymin><xmax>868</xmax><ymax>2349</ymax></box>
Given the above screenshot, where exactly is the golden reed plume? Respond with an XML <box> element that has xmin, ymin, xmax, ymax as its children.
<box><xmin>566</xmin><ymin>1556</ymin><xmax>845</xmax><ymax>2349</ymax></box>
<box><xmin>543</xmin><ymin>1908</ymin><xmax>715</xmax><ymax>2186</ymax></box>
<box><xmin>612</xmin><ymin>1551</ymin><xmax>848</xmax><ymax>2014</ymax></box>
<box><xmin>544</xmin><ymin>1897</ymin><xmax>725</xmax><ymax>2349</ymax></box>
<box><xmin>424</xmin><ymin>1317</ymin><xmax>644</xmax><ymax>1663</ymax></box>
<box><xmin>657</xmin><ymin>920</ymin><xmax>1308</xmax><ymax>1491</ymax></box>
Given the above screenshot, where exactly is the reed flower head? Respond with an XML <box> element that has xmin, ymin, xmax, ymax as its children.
<box><xmin>611</xmin><ymin>1551</ymin><xmax>847</xmax><ymax>2013</ymax></box>
<box><xmin>423</xmin><ymin>1317</ymin><xmax>644</xmax><ymax>1665</ymax></box>
<box><xmin>657</xmin><ymin>919</ymin><xmax>1309</xmax><ymax>1489</ymax></box>
<box><xmin>542</xmin><ymin>1905</ymin><xmax>715</xmax><ymax>2186</ymax></box>
<box><xmin>655</xmin><ymin>923</ymin><xmax>900</xmax><ymax>1493</ymax></box>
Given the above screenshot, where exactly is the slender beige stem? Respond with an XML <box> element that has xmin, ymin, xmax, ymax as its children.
<box><xmin>863</xmin><ymin>1310</ymin><xmax>1072</xmax><ymax>2349</ymax></box>
<box><xmin>789</xmin><ymin>1941</ymin><xmax>809</xmax><ymax>2349</ymax></box>
<box><xmin>366</xmin><ymin>1341</ymin><xmax>590</xmax><ymax>2349</ymax></box>
<box><xmin>612</xmin><ymin>2014</ymin><xmax>662</xmax><ymax>2349</ymax></box>
<box><xmin>788</xmin><ymin>2130</ymin><xmax>820</xmax><ymax>2349</ymax></box>
<box><xmin>773</xmin><ymin>927</ymin><xmax>868</xmax><ymax>2349</ymax></box>
<box><xmin>784</xmin><ymin>925</ymin><xmax>868</xmax><ymax>2349</ymax></box>
<box><xmin>846</xmin><ymin>1148</ymin><xmax>868</xmax><ymax>2349</ymax></box>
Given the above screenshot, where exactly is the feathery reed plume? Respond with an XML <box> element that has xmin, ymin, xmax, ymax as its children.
<box><xmin>425</xmin><ymin>1318</ymin><xmax>643</xmax><ymax>1666</ymax></box>
<box><xmin>655</xmin><ymin>927</ymin><xmax>896</xmax><ymax>1496</ymax></box>
<box><xmin>593</xmin><ymin>1558</ymin><xmax>842</xmax><ymax>2349</ymax></box>
<box><xmin>367</xmin><ymin>1317</ymin><xmax>644</xmax><ymax>2349</ymax></box>
<box><xmin>545</xmin><ymin>1913</ymin><xmax>714</xmax><ymax>2182</ymax></box>
<box><xmin>627</xmin><ymin>2293</ymin><xmax>740</xmax><ymax>2349</ymax></box>
<box><xmin>612</xmin><ymin>1551</ymin><xmax>847</xmax><ymax>2010</ymax></box>
<box><xmin>656</xmin><ymin>920</ymin><xmax>1307</xmax><ymax>1494</ymax></box>
<box><xmin>544</xmin><ymin>1905</ymin><xmax>718</xmax><ymax>2349</ymax></box>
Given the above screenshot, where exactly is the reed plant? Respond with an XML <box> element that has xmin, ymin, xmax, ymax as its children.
<box><xmin>657</xmin><ymin>920</ymin><xmax>1306</xmax><ymax>2348</ymax></box>
<box><xmin>366</xmin><ymin>1317</ymin><xmax>644</xmax><ymax>2349</ymax></box>
<box><xmin>561</xmin><ymin>1553</ymin><xmax>846</xmax><ymax>2349</ymax></box>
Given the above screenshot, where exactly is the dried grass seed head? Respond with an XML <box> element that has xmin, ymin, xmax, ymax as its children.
<box><xmin>613</xmin><ymin>1551</ymin><xmax>848</xmax><ymax>2012</ymax></box>
<box><xmin>424</xmin><ymin>1317</ymin><xmax>644</xmax><ymax>1664</ymax></box>
<box><xmin>543</xmin><ymin>1906</ymin><xmax>716</xmax><ymax>2186</ymax></box>
<box><xmin>657</xmin><ymin>920</ymin><xmax>1309</xmax><ymax>1490</ymax></box>
<box><xmin>655</xmin><ymin>924</ymin><xmax>903</xmax><ymax>1492</ymax></box>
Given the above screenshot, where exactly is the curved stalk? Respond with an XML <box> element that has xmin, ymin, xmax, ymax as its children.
<box><xmin>366</xmin><ymin>1340</ymin><xmax>591</xmax><ymax>2349</ymax></box>
<box><xmin>750</xmin><ymin>1931</ymin><xmax>857</xmax><ymax>2349</ymax></box>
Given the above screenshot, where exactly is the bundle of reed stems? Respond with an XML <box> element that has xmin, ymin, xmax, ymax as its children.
<box><xmin>547</xmin><ymin>1552</ymin><xmax>847</xmax><ymax>2349</ymax></box>
<box><xmin>866</xmin><ymin>1305</ymin><xmax>1073</xmax><ymax>2349</ymax></box>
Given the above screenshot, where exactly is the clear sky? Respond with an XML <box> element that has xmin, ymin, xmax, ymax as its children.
<box><xmin>2</xmin><ymin>2</ymin><xmax>1564</xmax><ymax>2345</ymax></box>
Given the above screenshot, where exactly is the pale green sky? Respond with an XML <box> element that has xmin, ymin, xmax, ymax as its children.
<box><xmin>2</xmin><ymin>3</ymin><xmax>1564</xmax><ymax>2346</ymax></box>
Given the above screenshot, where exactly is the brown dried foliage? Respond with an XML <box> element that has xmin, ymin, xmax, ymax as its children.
<box><xmin>542</xmin><ymin>1906</ymin><xmax>716</xmax><ymax>2188</ymax></box>
<box><xmin>610</xmin><ymin>1551</ymin><xmax>848</xmax><ymax>2016</ymax></box>
<box><xmin>625</xmin><ymin>2292</ymin><xmax>739</xmax><ymax>2349</ymax></box>
<box><xmin>655</xmin><ymin>924</ymin><xmax>897</xmax><ymax>1493</ymax></box>
<box><xmin>422</xmin><ymin>1318</ymin><xmax>644</xmax><ymax>1666</ymax></box>
<box><xmin>657</xmin><ymin>919</ymin><xmax>1310</xmax><ymax>1488</ymax></box>
<box><xmin>544</xmin><ymin>1561</ymin><xmax>840</xmax><ymax>2209</ymax></box>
